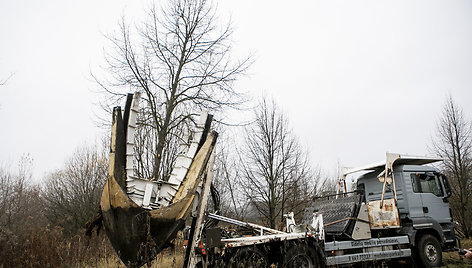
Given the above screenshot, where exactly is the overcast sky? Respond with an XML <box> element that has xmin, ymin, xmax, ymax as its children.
<box><xmin>1</xmin><ymin>0</ymin><xmax>471</xmax><ymax>181</ymax></box>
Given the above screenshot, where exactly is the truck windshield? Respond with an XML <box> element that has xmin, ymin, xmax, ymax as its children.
<box><xmin>410</xmin><ymin>173</ymin><xmax>444</xmax><ymax>196</ymax></box>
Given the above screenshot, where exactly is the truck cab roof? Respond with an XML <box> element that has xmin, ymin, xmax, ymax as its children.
<box><xmin>357</xmin><ymin>164</ymin><xmax>439</xmax><ymax>181</ymax></box>
<box><xmin>342</xmin><ymin>153</ymin><xmax>442</xmax><ymax>177</ymax></box>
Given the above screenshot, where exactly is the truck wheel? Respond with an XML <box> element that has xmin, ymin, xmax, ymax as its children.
<box><xmin>283</xmin><ymin>244</ymin><xmax>319</xmax><ymax>268</ymax></box>
<box><xmin>416</xmin><ymin>234</ymin><xmax>442</xmax><ymax>267</ymax></box>
<box><xmin>228</xmin><ymin>247</ymin><xmax>268</xmax><ymax>268</ymax></box>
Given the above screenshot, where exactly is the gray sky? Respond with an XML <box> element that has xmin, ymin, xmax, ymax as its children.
<box><xmin>1</xmin><ymin>0</ymin><xmax>471</xmax><ymax>181</ymax></box>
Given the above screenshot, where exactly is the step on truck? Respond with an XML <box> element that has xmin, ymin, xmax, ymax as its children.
<box><xmin>99</xmin><ymin>93</ymin><xmax>458</xmax><ymax>267</ymax></box>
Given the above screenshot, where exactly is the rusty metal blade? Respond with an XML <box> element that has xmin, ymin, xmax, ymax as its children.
<box><xmin>100</xmin><ymin>117</ymin><xmax>217</xmax><ymax>267</ymax></box>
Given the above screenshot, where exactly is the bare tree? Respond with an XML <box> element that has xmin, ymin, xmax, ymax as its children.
<box><xmin>0</xmin><ymin>155</ymin><xmax>46</xmax><ymax>234</ymax></box>
<box><xmin>212</xmin><ymin>141</ymin><xmax>249</xmax><ymax>219</ymax></box>
<box><xmin>240</xmin><ymin>98</ymin><xmax>316</xmax><ymax>229</ymax></box>
<box><xmin>432</xmin><ymin>96</ymin><xmax>472</xmax><ymax>238</ymax></box>
<box><xmin>44</xmin><ymin>144</ymin><xmax>108</xmax><ymax>235</ymax></box>
<box><xmin>95</xmin><ymin>0</ymin><xmax>250</xmax><ymax>181</ymax></box>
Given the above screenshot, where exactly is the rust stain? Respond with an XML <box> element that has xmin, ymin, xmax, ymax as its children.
<box><xmin>367</xmin><ymin>211</ymin><xmax>374</xmax><ymax>225</ymax></box>
<box><xmin>367</xmin><ymin>199</ymin><xmax>400</xmax><ymax>229</ymax></box>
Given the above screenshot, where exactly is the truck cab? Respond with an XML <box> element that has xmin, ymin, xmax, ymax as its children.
<box><xmin>332</xmin><ymin>154</ymin><xmax>454</xmax><ymax>268</ymax></box>
<box><xmin>356</xmin><ymin>163</ymin><xmax>456</xmax><ymax>262</ymax></box>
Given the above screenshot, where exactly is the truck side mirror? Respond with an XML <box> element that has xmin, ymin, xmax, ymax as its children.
<box><xmin>441</xmin><ymin>175</ymin><xmax>452</xmax><ymax>198</ymax></box>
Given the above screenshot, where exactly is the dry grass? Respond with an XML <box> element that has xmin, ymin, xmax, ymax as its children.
<box><xmin>89</xmin><ymin>232</ymin><xmax>186</xmax><ymax>268</ymax></box>
<box><xmin>441</xmin><ymin>238</ymin><xmax>472</xmax><ymax>268</ymax></box>
<box><xmin>89</xmin><ymin>248</ymin><xmax>184</xmax><ymax>268</ymax></box>
<box><xmin>0</xmin><ymin>225</ymin><xmax>117</xmax><ymax>268</ymax></box>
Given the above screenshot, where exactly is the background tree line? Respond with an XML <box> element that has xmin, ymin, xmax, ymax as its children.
<box><xmin>0</xmin><ymin>144</ymin><xmax>111</xmax><ymax>267</ymax></box>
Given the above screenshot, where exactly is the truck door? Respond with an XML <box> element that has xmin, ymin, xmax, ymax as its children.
<box><xmin>410</xmin><ymin>173</ymin><xmax>451</xmax><ymax>223</ymax></box>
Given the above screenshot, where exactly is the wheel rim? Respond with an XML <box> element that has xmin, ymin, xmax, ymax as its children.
<box><xmin>425</xmin><ymin>243</ymin><xmax>438</xmax><ymax>263</ymax></box>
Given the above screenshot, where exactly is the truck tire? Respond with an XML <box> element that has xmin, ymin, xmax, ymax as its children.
<box><xmin>283</xmin><ymin>244</ymin><xmax>319</xmax><ymax>268</ymax></box>
<box><xmin>228</xmin><ymin>247</ymin><xmax>268</xmax><ymax>268</ymax></box>
<box><xmin>415</xmin><ymin>234</ymin><xmax>442</xmax><ymax>267</ymax></box>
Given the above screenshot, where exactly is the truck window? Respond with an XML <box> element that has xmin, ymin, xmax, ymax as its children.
<box><xmin>410</xmin><ymin>174</ymin><xmax>444</xmax><ymax>196</ymax></box>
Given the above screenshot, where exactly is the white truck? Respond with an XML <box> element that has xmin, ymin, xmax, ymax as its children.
<box><xmin>186</xmin><ymin>153</ymin><xmax>457</xmax><ymax>268</ymax></box>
